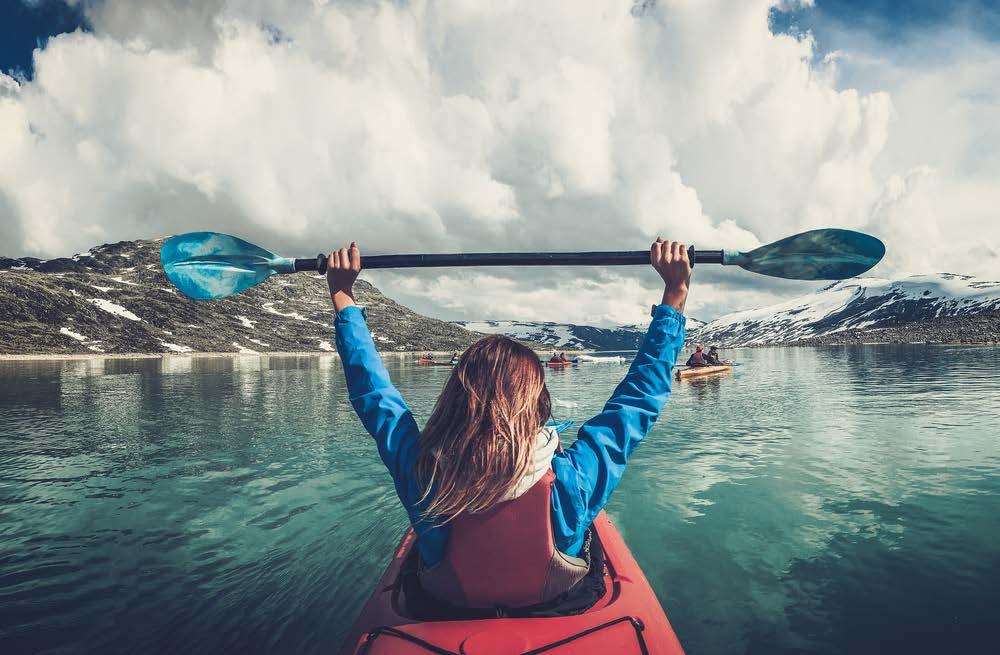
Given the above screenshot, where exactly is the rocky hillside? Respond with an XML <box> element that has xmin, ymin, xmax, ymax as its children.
<box><xmin>0</xmin><ymin>238</ymin><xmax>484</xmax><ymax>355</ymax></box>
<box><xmin>790</xmin><ymin>311</ymin><xmax>1000</xmax><ymax>346</ymax></box>
<box><xmin>696</xmin><ymin>274</ymin><xmax>1000</xmax><ymax>347</ymax></box>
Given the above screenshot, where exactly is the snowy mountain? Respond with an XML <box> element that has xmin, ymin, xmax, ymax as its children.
<box><xmin>453</xmin><ymin>320</ymin><xmax>648</xmax><ymax>351</ymax></box>
<box><xmin>696</xmin><ymin>274</ymin><xmax>1000</xmax><ymax>347</ymax></box>
<box><xmin>0</xmin><ymin>238</ymin><xmax>484</xmax><ymax>355</ymax></box>
<box><xmin>455</xmin><ymin>312</ymin><xmax>708</xmax><ymax>351</ymax></box>
<box><xmin>685</xmin><ymin>317</ymin><xmax>706</xmax><ymax>334</ymax></box>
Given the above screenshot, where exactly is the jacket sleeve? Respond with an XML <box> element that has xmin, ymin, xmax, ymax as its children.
<box><xmin>334</xmin><ymin>306</ymin><xmax>421</xmax><ymax>490</ymax></box>
<box><xmin>550</xmin><ymin>304</ymin><xmax>686</xmax><ymax>556</ymax></box>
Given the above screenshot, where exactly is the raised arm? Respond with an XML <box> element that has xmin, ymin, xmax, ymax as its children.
<box><xmin>329</xmin><ymin>243</ymin><xmax>421</xmax><ymax>481</ymax></box>
<box><xmin>551</xmin><ymin>239</ymin><xmax>691</xmax><ymax>555</ymax></box>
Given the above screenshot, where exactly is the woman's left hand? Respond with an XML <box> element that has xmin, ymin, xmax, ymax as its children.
<box><xmin>327</xmin><ymin>242</ymin><xmax>361</xmax><ymax>312</ymax></box>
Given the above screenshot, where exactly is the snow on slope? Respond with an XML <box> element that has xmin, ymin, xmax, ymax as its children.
<box><xmin>455</xmin><ymin>320</ymin><xmax>647</xmax><ymax>350</ymax></box>
<box><xmin>458</xmin><ymin>315</ymin><xmax>708</xmax><ymax>350</ymax></box>
<box><xmin>697</xmin><ymin>274</ymin><xmax>1000</xmax><ymax>346</ymax></box>
<box><xmin>1</xmin><ymin>238</ymin><xmax>485</xmax><ymax>354</ymax></box>
<box><xmin>684</xmin><ymin>317</ymin><xmax>706</xmax><ymax>334</ymax></box>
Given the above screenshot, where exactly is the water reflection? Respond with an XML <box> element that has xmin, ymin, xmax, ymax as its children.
<box><xmin>0</xmin><ymin>346</ymin><xmax>998</xmax><ymax>654</ymax></box>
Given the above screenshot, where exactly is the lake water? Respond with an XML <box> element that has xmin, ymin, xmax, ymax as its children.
<box><xmin>1</xmin><ymin>345</ymin><xmax>999</xmax><ymax>655</ymax></box>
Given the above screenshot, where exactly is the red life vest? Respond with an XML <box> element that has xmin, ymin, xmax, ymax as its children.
<box><xmin>418</xmin><ymin>470</ymin><xmax>590</xmax><ymax>608</ymax></box>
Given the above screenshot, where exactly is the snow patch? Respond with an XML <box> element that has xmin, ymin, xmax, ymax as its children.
<box><xmin>318</xmin><ymin>340</ymin><xmax>335</xmax><ymax>351</ymax></box>
<box><xmin>90</xmin><ymin>285</ymin><xmax>114</xmax><ymax>292</ymax></box>
<box><xmin>60</xmin><ymin>327</ymin><xmax>87</xmax><ymax>341</ymax></box>
<box><xmin>232</xmin><ymin>342</ymin><xmax>259</xmax><ymax>354</ymax></box>
<box><xmin>88</xmin><ymin>298</ymin><xmax>141</xmax><ymax>321</ymax></box>
<box><xmin>108</xmin><ymin>276</ymin><xmax>139</xmax><ymax>286</ymax></box>
<box><xmin>161</xmin><ymin>342</ymin><xmax>193</xmax><ymax>353</ymax></box>
<box><xmin>237</xmin><ymin>315</ymin><xmax>255</xmax><ymax>329</ymax></box>
<box><xmin>246</xmin><ymin>338</ymin><xmax>270</xmax><ymax>347</ymax></box>
<box><xmin>261</xmin><ymin>302</ymin><xmax>314</xmax><ymax>322</ymax></box>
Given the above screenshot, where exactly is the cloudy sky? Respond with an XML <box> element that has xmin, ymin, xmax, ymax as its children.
<box><xmin>1</xmin><ymin>0</ymin><xmax>998</xmax><ymax>325</ymax></box>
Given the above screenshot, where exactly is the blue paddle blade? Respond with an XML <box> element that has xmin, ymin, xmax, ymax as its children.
<box><xmin>726</xmin><ymin>228</ymin><xmax>885</xmax><ymax>280</ymax></box>
<box><xmin>160</xmin><ymin>232</ymin><xmax>296</xmax><ymax>300</ymax></box>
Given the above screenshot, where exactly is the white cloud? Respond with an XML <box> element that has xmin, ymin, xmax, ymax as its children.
<box><xmin>1</xmin><ymin>0</ymin><xmax>997</xmax><ymax>324</ymax></box>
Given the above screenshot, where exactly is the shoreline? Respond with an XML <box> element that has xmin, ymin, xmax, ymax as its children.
<box><xmin>5</xmin><ymin>341</ymin><xmax>1000</xmax><ymax>361</ymax></box>
<box><xmin>0</xmin><ymin>349</ymin><xmax>599</xmax><ymax>362</ymax></box>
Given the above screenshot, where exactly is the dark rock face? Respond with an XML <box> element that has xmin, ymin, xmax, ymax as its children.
<box><xmin>791</xmin><ymin>312</ymin><xmax>1000</xmax><ymax>346</ymax></box>
<box><xmin>1</xmin><ymin>239</ymin><xmax>484</xmax><ymax>355</ymax></box>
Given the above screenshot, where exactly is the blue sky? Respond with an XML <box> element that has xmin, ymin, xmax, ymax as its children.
<box><xmin>772</xmin><ymin>0</ymin><xmax>1000</xmax><ymax>48</ymax></box>
<box><xmin>1</xmin><ymin>1</ymin><xmax>88</xmax><ymax>77</ymax></box>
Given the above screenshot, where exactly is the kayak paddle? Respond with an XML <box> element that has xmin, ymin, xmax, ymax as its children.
<box><xmin>161</xmin><ymin>228</ymin><xmax>885</xmax><ymax>301</ymax></box>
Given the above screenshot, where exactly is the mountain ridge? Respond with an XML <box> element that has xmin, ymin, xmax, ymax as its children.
<box><xmin>5</xmin><ymin>239</ymin><xmax>998</xmax><ymax>355</ymax></box>
<box><xmin>453</xmin><ymin>317</ymin><xmax>706</xmax><ymax>351</ymax></box>
<box><xmin>695</xmin><ymin>274</ymin><xmax>1000</xmax><ymax>347</ymax></box>
<box><xmin>0</xmin><ymin>238</ymin><xmax>485</xmax><ymax>355</ymax></box>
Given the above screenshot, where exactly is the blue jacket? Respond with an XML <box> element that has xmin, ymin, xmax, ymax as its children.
<box><xmin>334</xmin><ymin>304</ymin><xmax>686</xmax><ymax>565</ymax></box>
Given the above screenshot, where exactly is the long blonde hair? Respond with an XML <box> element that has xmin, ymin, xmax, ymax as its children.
<box><xmin>415</xmin><ymin>335</ymin><xmax>551</xmax><ymax>522</ymax></box>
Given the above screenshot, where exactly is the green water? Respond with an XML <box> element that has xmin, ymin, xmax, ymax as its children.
<box><xmin>1</xmin><ymin>345</ymin><xmax>998</xmax><ymax>654</ymax></box>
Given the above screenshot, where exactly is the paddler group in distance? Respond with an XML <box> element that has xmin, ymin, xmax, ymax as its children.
<box><xmin>417</xmin><ymin>352</ymin><xmax>460</xmax><ymax>366</ymax></box>
<box><xmin>329</xmin><ymin>238</ymin><xmax>691</xmax><ymax>654</ymax></box>
<box><xmin>545</xmin><ymin>351</ymin><xmax>574</xmax><ymax>368</ymax></box>
<box><xmin>675</xmin><ymin>343</ymin><xmax>735</xmax><ymax>380</ymax></box>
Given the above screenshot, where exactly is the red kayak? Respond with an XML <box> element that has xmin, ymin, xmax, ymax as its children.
<box><xmin>337</xmin><ymin>512</ymin><xmax>685</xmax><ymax>654</ymax></box>
<box><xmin>544</xmin><ymin>361</ymin><xmax>572</xmax><ymax>369</ymax></box>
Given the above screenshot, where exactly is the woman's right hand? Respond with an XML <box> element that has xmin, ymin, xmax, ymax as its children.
<box><xmin>650</xmin><ymin>238</ymin><xmax>691</xmax><ymax>313</ymax></box>
<box><xmin>327</xmin><ymin>242</ymin><xmax>361</xmax><ymax>312</ymax></box>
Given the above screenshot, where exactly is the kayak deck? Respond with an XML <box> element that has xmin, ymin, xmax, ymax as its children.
<box><xmin>338</xmin><ymin>512</ymin><xmax>685</xmax><ymax>654</ymax></box>
<box><xmin>675</xmin><ymin>364</ymin><xmax>732</xmax><ymax>379</ymax></box>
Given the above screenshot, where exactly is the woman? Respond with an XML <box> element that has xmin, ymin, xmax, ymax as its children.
<box><xmin>684</xmin><ymin>344</ymin><xmax>707</xmax><ymax>367</ymax></box>
<box><xmin>328</xmin><ymin>238</ymin><xmax>690</xmax><ymax>613</ymax></box>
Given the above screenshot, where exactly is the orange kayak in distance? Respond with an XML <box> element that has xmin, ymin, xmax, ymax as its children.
<box><xmin>675</xmin><ymin>364</ymin><xmax>733</xmax><ymax>379</ymax></box>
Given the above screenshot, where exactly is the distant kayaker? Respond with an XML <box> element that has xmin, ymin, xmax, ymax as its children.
<box><xmin>549</xmin><ymin>351</ymin><xmax>559</xmax><ymax>362</ymax></box>
<box><xmin>450</xmin><ymin>352</ymin><xmax>459</xmax><ymax>364</ymax></box>
<box><xmin>326</xmin><ymin>238</ymin><xmax>691</xmax><ymax>616</ymax></box>
<box><xmin>684</xmin><ymin>344</ymin><xmax>707</xmax><ymax>367</ymax></box>
<box><xmin>704</xmin><ymin>346</ymin><xmax>721</xmax><ymax>365</ymax></box>
<box><xmin>558</xmin><ymin>352</ymin><xmax>570</xmax><ymax>363</ymax></box>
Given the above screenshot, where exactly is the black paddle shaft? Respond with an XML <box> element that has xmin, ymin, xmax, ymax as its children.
<box><xmin>295</xmin><ymin>247</ymin><xmax>719</xmax><ymax>273</ymax></box>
